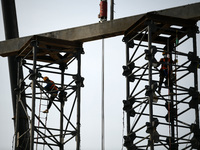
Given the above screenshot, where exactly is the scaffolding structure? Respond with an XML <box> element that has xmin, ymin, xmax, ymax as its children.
<box><xmin>122</xmin><ymin>13</ymin><xmax>200</xmax><ymax>150</ymax></box>
<box><xmin>14</xmin><ymin>35</ymin><xmax>84</xmax><ymax>150</ymax></box>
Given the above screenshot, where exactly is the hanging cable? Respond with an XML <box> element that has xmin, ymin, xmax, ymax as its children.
<box><xmin>99</xmin><ymin>1</ymin><xmax>107</xmax><ymax>149</ymax></box>
<box><xmin>101</xmin><ymin>38</ymin><xmax>105</xmax><ymax>150</ymax></box>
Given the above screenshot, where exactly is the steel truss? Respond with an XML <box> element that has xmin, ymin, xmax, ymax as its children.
<box><xmin>14</xmin><ymin>36</ymin><xmax>84</xmax><ymax>150</ymax></box>
<box><xmin>122</xmin><ymin>13</ymin><xmax>200</xmax><ymax>150</ymax></box>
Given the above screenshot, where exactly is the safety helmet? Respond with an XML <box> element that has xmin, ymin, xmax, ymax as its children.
<box><xmin>43</xmin><ymin>76</ymin><xmax>49</xmax><ymax>81</ymax></box>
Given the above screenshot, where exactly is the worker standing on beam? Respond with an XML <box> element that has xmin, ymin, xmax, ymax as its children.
<box><xmin>42</xmin><ymin>76</ymin><xmax>58</xmax><ymax>113</ymax></box>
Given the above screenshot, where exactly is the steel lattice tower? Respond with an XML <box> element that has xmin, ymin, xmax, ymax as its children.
<box><xmin>14</xmin><ymin>35</ymin><xmax>84</xmax><ymax>150</ymax></box>
<box><xmin>122</xmin><ymin>13</ymin><xmax>200</xmax><ymax>150</ymax></box>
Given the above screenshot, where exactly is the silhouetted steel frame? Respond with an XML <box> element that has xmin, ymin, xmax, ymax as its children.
<box><xmin>123</xmin><ymin>16</ymin><xmax>199</xmax><ymax>150</ymax></box>
<box><xmin>124</xmin><ymin>22</ymin><xmax>156</xmax><ymax>150</ymax></box>
<box><xmin>15</xmin><ymin>39</ymin><xmax>82</xmax><ymax>150</ymax></box>
<box><xmin>147</xmin><ymin>21</ymin><xmax>154</xmax><ymax>150</ymax></box>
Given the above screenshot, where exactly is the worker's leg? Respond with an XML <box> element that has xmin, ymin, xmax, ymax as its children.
<box><xmin>164</xmin><ymin>69</ymin><xmax>169</xmax><ymax>86</ymax></box>
<box><xmin>158</xmin><ymin>70</ymin><xmax>164</xmax><ymax>93</ymax></box>
<box><xmin>47</xmin><ymin>97</ymin><xmax>53</xmax><ymax>110</ymax></box>
<box><xmin>47</xmin><ymin>93</ymin><xmax>57</xmax><ymax>109</ymax></box>
<box><xmin>44</xmin><ymin>93</ymin><xmax>57</xmax><ymax>113</ymax></box>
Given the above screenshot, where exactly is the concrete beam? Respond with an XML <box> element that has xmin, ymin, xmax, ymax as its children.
<box><xmin>0</xmin><ymin>2</ymin><xmax>200</xmax><ymax>57</ymax></box>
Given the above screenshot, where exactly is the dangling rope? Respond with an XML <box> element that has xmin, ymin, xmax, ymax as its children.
<box><xmin>101</xmin><ymin>38</ymin><xmax>105</xmax><ymax>150</ymax></box>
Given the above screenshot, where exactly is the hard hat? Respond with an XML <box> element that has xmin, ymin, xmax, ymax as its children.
<box><xmin>43</xmin><ymin>76</ymin><xmax>49</xmax><ymax>81</ymax></box>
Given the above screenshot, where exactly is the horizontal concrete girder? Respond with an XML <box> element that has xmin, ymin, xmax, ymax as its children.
<box><xmin>0</xmin><ymin>2</ymin><xmax>200</xmax><ymax>57</ymax></box>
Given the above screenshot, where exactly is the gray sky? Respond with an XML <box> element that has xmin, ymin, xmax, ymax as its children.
<box><xmin>0</xmin><ymin>0</ymin><xmax>200</xmax><ymax>150</ymax></box>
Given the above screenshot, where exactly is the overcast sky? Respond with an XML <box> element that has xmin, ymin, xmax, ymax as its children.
<box><xmin>0</xmin><ymin>1</ymin><xmax>200</xmax><ymax>150</ymax></box>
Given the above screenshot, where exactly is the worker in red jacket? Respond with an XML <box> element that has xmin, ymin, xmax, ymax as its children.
<box><xmin>43</xmin><ymin>76</ymin><xmax>58</xmax><ymax>113</ymax></box>
<box><xmin>158</xmin><ymin>51</ymin><xmax>176</xmax><ymax>93</ymax></box>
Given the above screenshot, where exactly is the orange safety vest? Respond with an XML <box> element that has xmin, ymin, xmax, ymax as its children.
<box><xmin>50</xmin><ymin>80</ymin><xmax>58</xmax><ymax>91</ymax></box>
<box><xmin>160</xmin><ymin>58</ymin><xmax>171</xmax><ymax>70</ymax></box>
<box><xmin>45</xmin><ymin>80</ymin><xmax>58</xmax><ymax>92</ymax></box>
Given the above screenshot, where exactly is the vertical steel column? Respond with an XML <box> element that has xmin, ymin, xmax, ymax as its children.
<box><xmin>1</xmin><ymin>1</ymin><xmax>19</xmax><ymax>111</ymax></box>
<box><xmin>1</xmin><ymin>2</ymin><xmax>30</xmax><ymax>148</ymax></box>
<box><xmin>110</xmin><ymin>0</ymin><xmax>114</xmax><ymax>20</ymax></box>
<box><xmin>192</xmin><ymin>31</ymin><xmax>199</xmax><ymax>127</ymax></box>
<box><xmin>15</xmin><ymin>57</ymin><xmax>22</xmax><ymax>150</ymax></box>
<box><xmin>30</xmin><ymin>41</ymin><xmax>38</xmax><ymax>150</ymax></box>
<box><xmin>1</xmin><ymin>1</ymin><xmax>19</xmax><ymax>110</ymax></box>
<box><xmin>2</xmin><ymin>2</ymin><xmax>30</xmax><ymax>148</ymax></box>
<box><xmin>169</xmin><ymin>44</ymin><xmax>176</xmax><ymax>149</ymax></box>
<box><xmin>125</xmin><ymin>42</ymin><xmax>131</xmax><ymax>134</ymax></box>
<box><xmin>60</xmin><ymin>63</ymin><xmax>65</xmax><ymax>150</ymax></box>
<box><xmin>148</xmin><ymin>22</ymin><xmax>154</xmax><ymax>150</ymax></box>
<box><xmin>76</xmin><ymin>50</ymin><xmax>81</xmax><ymax>150</ymax></box>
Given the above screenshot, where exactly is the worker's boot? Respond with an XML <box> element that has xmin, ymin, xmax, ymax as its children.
<box><xmin>43</xmin><ymin>109</ymin><xmax>49</xmax><ymax>113</ymax></box>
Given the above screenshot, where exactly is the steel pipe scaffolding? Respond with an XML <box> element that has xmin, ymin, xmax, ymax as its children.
<box><xmin>14</xmin><ymin>36</ymin><xmax>84</xmax><ymax>150</ymax></box>
<box><xmin>1</xmin><ymin>2</ymin><xmax>200</xmax><ymax>150</ymax></box>
<box><xmin>122</xmin><ymin>13</ymin><xmax>200</xmax><ymax>150</ymax></box>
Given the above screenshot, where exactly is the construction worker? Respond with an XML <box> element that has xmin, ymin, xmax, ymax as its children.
<box><xmin>157</xmin><ymin>51</ymin><xmax>176</xmax><ymax>93</ymax></box>
<box><xmin>43</xmin><ymin>76</ymin><xmax>58</xmax><ymax>113</ymax></box>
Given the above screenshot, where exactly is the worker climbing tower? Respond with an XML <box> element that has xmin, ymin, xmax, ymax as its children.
<box><xmin>122</xmin><ymin>13</ymin><xmax>200</xmax><ymax>149</ymax></box>
<box><xmin>14</xmin><ymin>35</ymin><xmax>84</xmax><ymax>150</ymax></box>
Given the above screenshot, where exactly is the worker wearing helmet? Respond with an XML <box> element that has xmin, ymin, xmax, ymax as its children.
<box><xmin>43</xmin><ymin>76</ymin><xmax>58</xmax><ymax>113</ymax></box>
<box><xmin>157</xmin><ymin>51</ymin><xmax>176</xmax><ymax>93</ymax></box>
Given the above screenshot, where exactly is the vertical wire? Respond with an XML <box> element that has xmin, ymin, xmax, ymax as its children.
<box><xmin>101</xmin><ymin>38</ymin><xmax>105</xmax><ymax>150</ymax></box>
